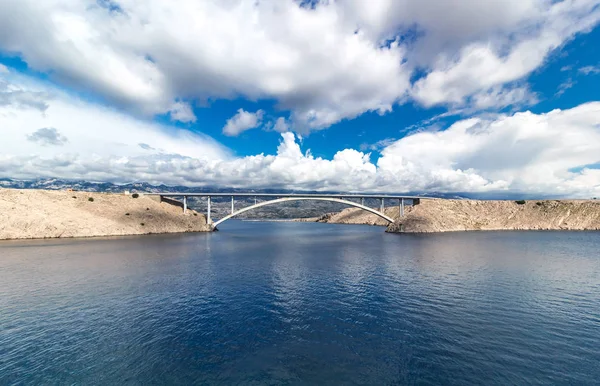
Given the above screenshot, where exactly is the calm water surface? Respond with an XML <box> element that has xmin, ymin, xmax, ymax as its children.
<box><xmin>1</xmin><ymin>221</ymin><xmax>600</xmax><ymax>385</ymax></box>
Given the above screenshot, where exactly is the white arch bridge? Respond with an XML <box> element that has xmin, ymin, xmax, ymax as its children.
<box><xmin>147</xmin><ymin>193</ymin><xmax>422</xmax><ymax>230</ymax></box>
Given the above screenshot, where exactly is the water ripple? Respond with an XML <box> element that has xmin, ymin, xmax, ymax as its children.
<box><xmin>1</xmin><ymin>224</ymin><xmax>600</xmax><ymax>384</ymax></box>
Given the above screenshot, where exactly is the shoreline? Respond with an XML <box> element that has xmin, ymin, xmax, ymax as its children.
<box><xmin>0</xmin><ymin>229</ymin><xmax>208</xmax><ymax>242</ymax></box>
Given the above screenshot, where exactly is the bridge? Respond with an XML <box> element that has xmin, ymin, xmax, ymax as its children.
<box><xmin>147</xmin><ymin>193</ymin><xmax>422</xmax><ymax>230</ymax></box>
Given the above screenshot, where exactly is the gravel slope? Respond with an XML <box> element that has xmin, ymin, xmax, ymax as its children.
<box><xmin>0</xmin><ymin>188</ymin><xmax>210</xmax><ymax>240</ymax></box>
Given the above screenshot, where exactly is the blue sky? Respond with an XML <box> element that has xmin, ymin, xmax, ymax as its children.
<box><xmin>1</xmin><ymin>0</ymin><xmax>599</xmax><ymax>196</ymax></box>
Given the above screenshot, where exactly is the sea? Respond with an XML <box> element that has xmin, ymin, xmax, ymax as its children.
<box><xmin>1</xmin><ymin>221</ymin><xmax>599</xmax><ymax>385</ymax></box>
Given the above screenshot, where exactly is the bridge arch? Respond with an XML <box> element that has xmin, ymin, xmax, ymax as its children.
<box><xmin>212</xmin><ymin>197</ymin><xmax>394</xmax><ymax>228</ymax></box>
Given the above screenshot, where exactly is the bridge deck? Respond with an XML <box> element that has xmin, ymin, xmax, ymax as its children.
<box><xmin>146</xmin><ymin>193</ymin><xmax>424</xmax><ymax>200</ymax></box>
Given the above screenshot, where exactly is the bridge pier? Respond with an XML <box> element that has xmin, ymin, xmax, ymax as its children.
<box><xmin>207</xmin><ymin>196</ymin><xmax>212</xmax><ymax>224</ymax></box>
<box><xmin>400</xmin><ymin>198</ymin><xmax>404</xmax><ymax>217</ymax></box>
<box><xmin>183</xmin><ymin>196</ymin><xmax>187</xmax><ymax>214</ymax></box>
<box><xmin>231</xmin><ymin>196</ymin><xmax>234</xmax><ymax>214</ymax></box>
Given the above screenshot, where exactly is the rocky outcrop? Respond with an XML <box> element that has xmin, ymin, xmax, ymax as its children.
<box><xmin>313</xmin><ymin>209</ymin><xmax>393</xmax><ymax>226</ymax></box>
<box><xmin>311</xmin><ymin>199</ymin><xmax>600</xmax><ymax>233</ymax></box>
<box><xmin>0</xmin><ymin>188</ymin><xmax>211</xmax><ymax>240</ymax></box>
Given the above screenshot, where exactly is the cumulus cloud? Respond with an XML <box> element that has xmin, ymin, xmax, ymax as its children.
<box><xmin>407</xmin><ymin>0</ymin><xmax>600</xmax><ymax>109</ymax></box>
<box><xmin>1</xmin><ymin>71</ymin><xmax>599</xmax><ymax>197</ymax></box>
<box><xmin>27</xmin><ymin>127</ymin><xmax>68</xmax><ymax>146</ymax></box>
<box><xmin>377</xmin><ymin>103</ymin><xmax>600</xmax><ymax>196</ymax></box>
<box><xmin>222</xmin><ymin>109</ymin><xmax>264</xmax><ymax>136</ymax></box>
<box><xmin>1</xmin><ymin>0</ymin><xmax>597</xmax><ymax>130</ymax></box>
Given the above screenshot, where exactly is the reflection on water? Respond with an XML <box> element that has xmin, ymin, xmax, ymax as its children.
<box><xmin>1</xmin><ymin>221</ymin><xmax>600</xmax><ymax>385</ymax></box>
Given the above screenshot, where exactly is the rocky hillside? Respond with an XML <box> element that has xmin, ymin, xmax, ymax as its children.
<box><xmin>0</xmin><ymin>188</ymin><xmax>210</xmax><ymax>240</ymax></box>
<box><xmin>312</xmin><ymin>199</ymin><xmax>600</xmax><ymax>233</ymax></box>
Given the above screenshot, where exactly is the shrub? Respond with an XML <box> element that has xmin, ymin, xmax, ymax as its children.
<box><xmin>72</xmin><ymin>196</ymin><xmax>77</xmax><ymax>199</ymax></box>
<box><xmin>193</xmin><ymin>213</ymin><xmax>197</xmax><ymax>216</ymax></box>
<box><xmin>125</xmin><ymin>213</ymin><xmax>130</xmax><ymax>216</ymax></box>
<box><xmin>132</xmin><ymin>193</ymin><xmax>139</xmax><ymax>198</ymax></box>
<box><xmin>146</xmin><ymin>207</ymin><xmax>150</xmax><ymax>210</ymax></box>
<box><xmin>515</xmin><ymin>200</ymin><xmax>526</xmax><ymax>205</ymax></box>
<box><xmin>88</xmin><ymin>197</ymin><xmax>94</xmax><ymax>202</ymax></box>
<box><xmin>140</xmin><ymin>222</ymin><xmax>145</xmax><ymax>226</ymax></box>
<box><xmin>536</xmin><ymin>202</ymin><xmax>542</xmax><ymax>206</ymax></box>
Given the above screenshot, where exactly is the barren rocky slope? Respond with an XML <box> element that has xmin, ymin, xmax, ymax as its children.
<box><xmin>0</xmin><ymin>188</ymin><xmax>210</xmax><ymax>240</ymax></box>
<box><xmin>310</xmin><ymin>199</ymin><xmax>600</xmax><ymax>233</ymax></box>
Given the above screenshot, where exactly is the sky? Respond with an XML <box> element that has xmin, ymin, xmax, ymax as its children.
<box><xmin>1</xmin><ymin>0</ymin><xmax>600</xmax><ymax>197</ymax></box>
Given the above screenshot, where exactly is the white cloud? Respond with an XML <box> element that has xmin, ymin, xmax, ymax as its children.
<box><xmin>138</xmin><ymin>143</ymin><xmax>156</xmax><ymax>151</ymax></box>
<box><xmin>0</xmin><ymin>63</ymin><xmax>8</xmax><ymax>73</ymax></box>
<box><xmin>377</xmin><ymin>103</ymin><xmax>600</xmax><ymax>196</ymax></box>
<box><xmin>0</xmin><ymin>0</ymin><xmax>409</xmax><ymax>130</ymax></box>
<box><xmin>272</xmin><ymin>117</ymin><xmax>289</xmax><ymax>133</ymax></box>
<box><xmin>0</xmin><ymin>73</ymin><xmax>230</xmax><ymax>166</ymax></box>
<box><xmin>360</xmin><ymin>138</ymin><xmax>396</xmax><ymax>152</ymax></box>
<box><xmin>1</xmin><ymin>0</ymin><xmax>597</xmax><ymax>130</ymax></box>
<box><xmin>2</xmin><ymin>71</ymin><xmax>599</xmax><ymax>197</ymax></box>
<box><xmin>555</xmin><ymin>79</ymin><xmax>575</xmax><ymax>97</ymax></box>
<box><xmin>403</xmin><ymin>0</ymin><xmax>600</xmax><ymax>109</ymax></box>
<box><xmin>222</xmin><ymin>109</ymin><xmax>264</xmax><ymax>136</ymax></box>
<box><xmin>410</xmin><ymin>1</ymin><xmax>599</xmax><ymax>108</ymax></box>
<box><xmin>579</xmin><ymin>65</ymin><xmax>600</xmax><ymax>75</ymax></box>
<box><xmin>27</xmin><ymin>127</ymin><xmax>68</xmax><ymax>146</ymax></box>
<box><xmin>169</xmin><ymin>102</ymin><xmax>197</xmax><ymax>123</ymax></box>
<box><xmin>0</xmin><ymin>76</ymin><xmax>50</xmax><ymax>111</ymax></box>
<box><xmin>469</xmin><ymin>85</ymin><xmax>538</xmax><ymax>111</ymax></box>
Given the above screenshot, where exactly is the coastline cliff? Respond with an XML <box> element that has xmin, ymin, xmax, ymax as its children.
<box><xmin>0</xmin><ymin>188</ymin><xmax>211</xmax><ymax>240</ymax></box>
<box><xmin>310</xmin><ymin>199</ymin><xmax>600</xmax><ymax>233</ymax></box>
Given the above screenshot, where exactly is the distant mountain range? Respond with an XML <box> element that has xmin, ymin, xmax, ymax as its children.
<box><xmin>0</xmin><ymin>177</ymin><xmax>463</xmax><ymax>198</ymax></box>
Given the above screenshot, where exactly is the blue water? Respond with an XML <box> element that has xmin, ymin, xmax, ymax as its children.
<box><xmin>1</xmin><ymin>221</ymin><xmax>600</xmax><ymax>385</ymax></box>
